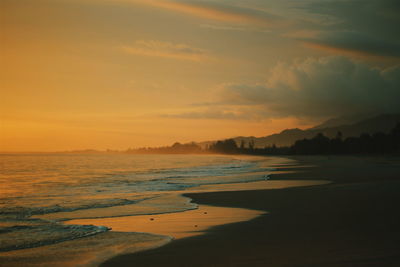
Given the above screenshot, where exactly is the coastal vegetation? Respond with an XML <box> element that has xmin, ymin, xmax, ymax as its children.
<box><xmin>213</xmin><ymin>122</ymin><xmax>400</xmax><ymax>155</ymax></box>
<box><xmin>129</xmin><ymin>123</ymin><xmax>400</xmax><ymax>156</ymax></box>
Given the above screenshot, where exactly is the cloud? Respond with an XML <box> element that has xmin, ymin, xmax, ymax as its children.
<box><xmin>199</xmin><ymin>24</ymin><xmax>271</xmax><ymax>33</ymax></box>
<box><xmin>160</xmin><ymin>109</ymin><xmax>251</xmax><ymax>120</ymax></box>
<box><xmin>219</xmin><ymin>56</ymin><xmax>400</xmax><ymax>119</ymax></box>
<box><xmin>130</xmin><ymin>0</ymin><xmax>279</xmax><ymax>25</ymax></box>
<box><xmin>135</xmin><ymin>0</ymin><xmax>400</xmax><ymax>60</ymax></box>
<box><xmin>120</xmin><ymin>40</ymin><xmax>209</xmax><ymax>61</ymax></box>
<box><xmin>301</xmin><ymin>31</ymin><xmax>400</xmax><ymax>59</ymax></box>
<box><xmin>297</xmin><ymin>0</ymin><xmax>400</xmax><ymax>59</ymax></box>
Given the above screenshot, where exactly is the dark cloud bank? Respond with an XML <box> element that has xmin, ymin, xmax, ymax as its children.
<box><xmin>222</xmin><ymin>56</ymin><xmax>400</xmax><ymax>119</ymax></box>
<box><xmin>299</xmin><ymin>0</ymin><xmax>400</xmax><ymax>58</ymax></box>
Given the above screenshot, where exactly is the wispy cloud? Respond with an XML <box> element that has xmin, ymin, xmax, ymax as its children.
<box><xmin>302</xmin><ymin>41</ymin><xmax>400</xmax><ymax>60</ymax></box>
<box><xmin>296</xmin><ymin>0</ymin><xmax>400</xmax><ymax>60</ymax></box>
<box><xmin>161</xmin><ymin>110</ymin><xmax>249</xmax><ymax>120</ymax></box>
<box><xmin>300</xmin><ymin>31</ymin><xmax>400</xmax><ymax>59</ymax></box>
<box><xmin>130</xmin><ymin>0</ymin><xmax>278</xmax><ymax>25</ymax></box>
<box><xmin>199</xmin><ymin>24</ymin><xmax>271</xmax><ymax>33</ymax></box>
<box><xmin>120</xmin><ymin>40</ymin><xmax>209</xmax><ymax>61</ymax></box>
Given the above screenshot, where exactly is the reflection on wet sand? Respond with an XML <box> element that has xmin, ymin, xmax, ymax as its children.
<box><xmin>66</xmin><ymin>205</ymin><xmax>265</xmax><ymax>240</ymax></box>
<box><xmin>65</xmin><ymin>180</ymin><xmax>330</xmax><ymax>240</ymax></box>
<box><xmin>0</xmin><ymin>232</ymin><xmax>170</xmax><ymax>267</ymax></box>
<box><xmin>1</xmin><ymin>179</ymin><xmax>330</xmax><ymax>267</ymax></box>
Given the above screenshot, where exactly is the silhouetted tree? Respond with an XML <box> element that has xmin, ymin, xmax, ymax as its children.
<box><xmin>210</xmin><ymin>122</ymin><xmax>400</xmax><ymax>156</ymax></box>
<box><xmin>209</xmin><ymin>139</ymin><xmax>238</xmax><ymax>154</ymax></box>
<box><xmin>240</xmin><ymin>140</ymin><xmax>246</xmax><ymax>150</ymax></box>
<box><xmin>248</xmin><ymin>139</ymin><xmax>255</xmax><ymax>151</ymax></box>
<box><xmin>131</xmin><ymin>122</ymin><xmax>400</xmax><ymax>156</ymax></box>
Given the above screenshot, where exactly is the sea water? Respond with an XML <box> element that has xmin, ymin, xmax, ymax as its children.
<box><xmin>0</xmin><ymin>153</ymin><xmax>283</xmax><ymax>253</ymax></box>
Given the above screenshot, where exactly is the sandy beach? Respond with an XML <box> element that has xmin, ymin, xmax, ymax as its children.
<box><xmin>102</xmin><ymin>156</ymin><xmax>400</xmax><ymax>267</ymax></box>
<box><xmin>4</xmin><ymin>0</ymin><xmax>400</xmax><ymax>265</ymax></box>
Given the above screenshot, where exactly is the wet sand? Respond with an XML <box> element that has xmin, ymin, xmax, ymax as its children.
<box><xmin>102</xmin><ymin>156</ymin><xmax>400</xmax><ymax>267</ymax></box>
<box><xmin>0</xmin><ymin>231</ymin><xmax>170</xmax><ymax>267</ymax></box>
<box><xmin>63</xmin><ymin>180</ymin><xmax>328</xmax><ymax>239</ymax></box>
<box><xmin>0</xmin><ymin>157</ymin><xmax>328</xmax><ymax>267</ymax></box>
<box><xmin>67</xmin><ymin>205</ymin><xmax>265</xmax><ymax>240</ymax></box>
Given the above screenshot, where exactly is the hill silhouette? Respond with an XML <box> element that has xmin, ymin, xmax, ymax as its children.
<box><xmin>208</xmin><ymin>122</ymin><xmax>400</xmax><ymax>155</ymax></box>
<box><xmin>199</xmin><ymin>113</ymin><xmax>400</xmax><ymax>148</ymax></box>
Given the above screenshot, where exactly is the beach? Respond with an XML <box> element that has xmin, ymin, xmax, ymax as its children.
<box><xmin>4</xmin><ymin>0</ymin><xmax>400</xmax><ymax>266</ymax></box>
<box><xmin>102</xmin><ymin>156</ymin><xmax>400</xmax><ymax>267</ymax></box>
<box><xmin>1</xmin><ymin>155</ymin><xmax>400</xmax><ymax>267</ymax></box>
<box><xmin>1</xmin><ymin>154</ymin><xmax>324</xmax><ymax>266</ymax></box>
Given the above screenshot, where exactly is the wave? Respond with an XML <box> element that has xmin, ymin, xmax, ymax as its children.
<box><xmin>0</xmin><ymin>221</ymin><xmax>110</xmax><ymax>252</ymax></box>
<box><xmin>0</xmin><ymin>196</ymin><xmax>157</xmax><ymax>219</ymax></box>
<box><xmin>0</xmin><ymin>154</ymin><xmax>274</xmax><ymax>252</ymax></box>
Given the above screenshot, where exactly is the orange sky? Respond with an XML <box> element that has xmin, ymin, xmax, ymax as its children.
<box><xmin>1</xmin><ymin>0</ymin><xmax>398</xmax><ymax>151</ymax></box>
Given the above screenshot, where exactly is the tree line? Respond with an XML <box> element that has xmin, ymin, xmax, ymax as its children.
<box><xmin>208</xmin><ymin>122</ymin><xmax>400</xmax><ymax>155</ymax></box>
<box><xmin>127</xmin><ymin>123</ymin><xmax>400</xmax><ymax>155</ymax></box>
<box><xmin>127</xmin><ymin>142</ymin><xmax>203</xmax><ymax>154</ymax></box>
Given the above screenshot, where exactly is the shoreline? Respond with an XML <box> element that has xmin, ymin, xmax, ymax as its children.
<box><xmin>102</xmin><ymin>155</ymin><xmax>400</xmax><ymax>267</ymax></box>
<box><xmin>1</xmin><ymin>156</ymin><xmax>325</xmax><ymax>267</ymax></box>
<box><xmin>1</xmin><ymin>155</ymin><xmax>399</xmax><ymax>266</ymax></box>
<box><xmin>64</xmin><ymin>179</ymin><xmax>329</xmax><ymax>238</ymax></box>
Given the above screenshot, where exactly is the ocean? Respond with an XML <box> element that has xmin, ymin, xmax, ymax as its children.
<box><xmin>0</xmin><ymin>153</ymin><xmax>282</xmax><ymax>254</ymax></box>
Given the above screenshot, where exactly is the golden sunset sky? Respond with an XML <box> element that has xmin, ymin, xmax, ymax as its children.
<box><xmin>1</xmin><ymin>0</ymin><xmax>399</xmax><ymax>151</ymax></box>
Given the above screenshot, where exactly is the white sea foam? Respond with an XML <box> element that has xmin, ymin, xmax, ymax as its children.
<box><xmin>0</xmin><ymin>154</ymin><xmax>291</xmax><ymax>252</ymax></box>
<box><xmin>0</xmin><ymin>219</ymin><xmax>110</xmax><ymax>252</ymax></box>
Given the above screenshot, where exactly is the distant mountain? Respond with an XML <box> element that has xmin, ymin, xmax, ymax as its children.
<box><xmin>309</xmin><ymin>112</ymin><xmax>378</xmax><ymax>130</ymax></box>
<box><xmin>198</xmin><ymin>113</ymin><xmax>400</xmax><ymax>148</ymax></box>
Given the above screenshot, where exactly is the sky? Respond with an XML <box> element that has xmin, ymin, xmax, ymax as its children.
<box><xmin>1</xmin><ymin>0</ymin><xmax>399</xmax><ymax>151</ymax></box>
